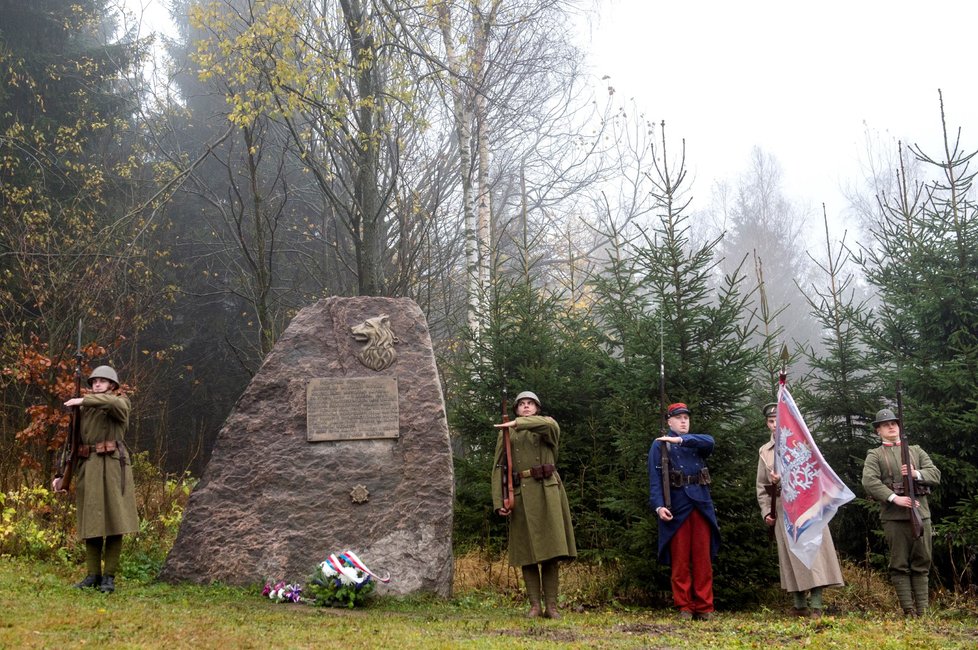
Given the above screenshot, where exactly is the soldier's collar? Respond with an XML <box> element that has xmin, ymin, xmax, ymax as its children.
<box><xmin>882</xmin><ymin>441</ymin><xmax>902</xmax><ymax>447</ymax></box>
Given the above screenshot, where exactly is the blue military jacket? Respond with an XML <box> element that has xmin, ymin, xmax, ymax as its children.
<box><xmin>648</xmin><ymin>432</ymin><xmax>721</xmax><ymax>564</ymax></box>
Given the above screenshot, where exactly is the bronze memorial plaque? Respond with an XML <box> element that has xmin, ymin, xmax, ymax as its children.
<box><xmin>306</xmin><ymin>377</ymin><xmax>399</xmax><ymax>441</ymax></box>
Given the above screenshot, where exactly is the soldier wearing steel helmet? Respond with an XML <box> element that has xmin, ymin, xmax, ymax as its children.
<box><xmin>492</xmin><ymin>390</ymin><xmax>576</xmax><ymax>619</ymax></box>
<box><xmin>52</xmin><ymin>365</ymin><xmax>138</xmax><ymax>593</ymax></box>
<box><xmin>862</xmin><ymin>407</ymin><xmax>941</xmax><ymax>617</ymax></box>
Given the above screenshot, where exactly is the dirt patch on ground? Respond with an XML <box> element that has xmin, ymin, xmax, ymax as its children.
<box><xmin>489</xmin><ymin>622</ymin><xmax>680</xmax><ymax>645</ymax></box>
<box><xmin>614</xmin><ymin>622</ymin><xmax>677</xmax><ymax>635</ymax></box>
<box><xmin>492</xmin><ymin>626</ymin><xmax>584</xmax><ymax>643</ymax></box>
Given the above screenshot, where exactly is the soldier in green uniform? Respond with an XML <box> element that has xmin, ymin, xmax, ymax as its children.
<box><xmin>53</xmin><ymin>365</ymin><xmax>138</xmax><ymax>593</ymax></box>
<box><xmin>492</xmin><ymin>391</ymin><xmax>576</xmax><ymax>618</ymax></box>
<box><xmin>861</xmin><ymin>408</ymin><xmax>941</xmax><ymax>617</ymax></box>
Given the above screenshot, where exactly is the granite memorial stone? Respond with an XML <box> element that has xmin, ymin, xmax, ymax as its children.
<box><xmin>160</xmin><ymin>297</ymin><xmax>454</xmax><ymax>596</ymax></box>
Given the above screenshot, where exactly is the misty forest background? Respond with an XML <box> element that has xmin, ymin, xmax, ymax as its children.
<box><xmin>1</xmin><ymin>1</ymin><xmax>976</xmax><ymax>607</ymax></box>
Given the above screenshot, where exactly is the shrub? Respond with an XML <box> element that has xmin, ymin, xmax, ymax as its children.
<box><xmin>0</xmin><ymin>485</ymin><xmax>78</xmax><ymax>562</ymax></box>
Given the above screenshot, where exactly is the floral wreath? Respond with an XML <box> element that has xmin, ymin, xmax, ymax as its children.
<box><xmin>262</xmin><ymin>550</ymin><xmax>390</xmax><ymax>608</ymax></box>
<box><xmin>320</xmin><ymin>551</ymin><xmax>391</xmax><ymax>585</ymax></box>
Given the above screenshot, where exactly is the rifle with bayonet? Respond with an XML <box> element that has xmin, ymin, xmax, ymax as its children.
<box><xmin>658</xmin><ymin>316</ymin><xmax>671</xmax><ymax>510</ymax></box>
<box><xmin>896</xmin><ymin>381</ymin><xmax>924</xmax><ymax>540</ymax></box>
<box><xmin>55</xmin><ymin>320</ymin><xmax>83</xmax><ymax>492</ymax></box>
<box><xmin>498</xmin><ymin>388</ymin><xmax>516</xmax><ymax>515</ymax></box>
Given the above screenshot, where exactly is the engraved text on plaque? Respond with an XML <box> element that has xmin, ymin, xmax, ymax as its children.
<box><xmin>306</xmin><ymin>377</ymin><xmax>399</xmax><ymax>441</ymax></box>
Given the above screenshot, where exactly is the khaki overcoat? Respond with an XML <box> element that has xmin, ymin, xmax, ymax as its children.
<box><xmin>861</xmin><ymin>444</ymin><xmax>940</xmax><ymax>521</ymax></box>
<box><xmin>491</xmin><ymin>415</ymin><xmax>576</xmax><ymax>567</ymax></box>
<box><xmin>757</xmin><ymin>438</ymin><xmax>844</xmax><ymax>592</ymax></box>
<box><xmin>74</xmin><ymin>392</ymin><xmax>139</xmax><ymax>540</ymax></box>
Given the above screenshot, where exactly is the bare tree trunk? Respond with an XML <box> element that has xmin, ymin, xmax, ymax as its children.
<box><xmin>437</xmin><ymin>1</ymin><xmax>480</xmax><ymax>336</ymax></box>
<box><xmin>473</xmin><ymin>2</ymin><xmax>500</xmax><ymax>319</ymax></box>
<box><xmin>341</xmin><ymin>0</ymin><xmax>385</xmax><ymax>296</ymax></box>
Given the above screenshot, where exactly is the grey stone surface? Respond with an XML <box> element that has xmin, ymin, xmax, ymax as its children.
<box><xmin>160</xmin><ymin>297</ymin><xmax>454</xmax><ymax>596</ymax></box>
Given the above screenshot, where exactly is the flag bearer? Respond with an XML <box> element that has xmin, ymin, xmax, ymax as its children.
<box><xmin>756</xmin><ymin>402</ymin><xmax>843</xmax><ymax>618</ymax></box>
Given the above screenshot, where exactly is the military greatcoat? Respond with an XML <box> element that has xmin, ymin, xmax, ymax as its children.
<box><xmin>74</xmin><ymin>392</ymin><xmax>139</xmax><ymax>540</ymax></box>
<box><xmin>757</xmin><ymin>438</ymin><xmax>844</xmax><ymax>592</ymax></box>
<box><xmin>491</xmin><ymin>415</ymin><xmax>577</xmax><ymax>567</ymax></box>
<box><xmin>647</xmin><ymin>433</ymin><xmax>720</xmax><ymax>564</ymax></box>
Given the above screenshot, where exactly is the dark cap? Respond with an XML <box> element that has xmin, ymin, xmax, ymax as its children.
<box><xmin>667</xmin><ymin>403</ymin><xmax>691</xmax><ymax>417</ymax></box>
<box><xmin>872</xmin><ymin>408</ymin><xmax>900</xmax><ymax>426</ymax></box>
<box><xmin>762</xmin><ymin>402</ymin><xmax>777</xmax><ymax>418</ymax></box>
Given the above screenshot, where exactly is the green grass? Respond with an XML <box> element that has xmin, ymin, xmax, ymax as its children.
<box><xmin>1</xmin><ymin>557</ymin><xmax>976</xmax><ymax>649</ymax></box>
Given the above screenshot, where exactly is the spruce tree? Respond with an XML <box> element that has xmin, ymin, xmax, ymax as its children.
<box><xmin>855</xmin><ymin>95</ymin><xmax>978</xmax><ymax>586</ymax></box>
<box><xmin>590</xmin><ymin>126</ymin><xmax>774</xmax><ymax>606</ymax></box>
<box><xmin>797</xmin><ymin>209</ymin><xmax>881</xmax><ymax>561</ymax></box>
<box><xmin>447</xmin><ymin>233</ymin><xmax>606</xmax><ymax>556</ymax></box>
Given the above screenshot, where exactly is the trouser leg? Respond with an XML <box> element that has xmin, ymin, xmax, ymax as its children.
<box><xmin>521</xmin><ymin>564</ymin><xmax>542</xmax><ymax>617</ymax></box>
<box><xmin>669</xmin><ymin>517</ymin><xmax>693</xmax><ymax>611</ymax></box>
<box><xmin>791</xmin><ymin>591</ymin><xmax>808</xmax><ymax>610</ymax></box>
<box><xmin>809</xmin><ymin>587</ymin><xmax>823</xmax><ymax>610</ymax></box>
<box><xmin>909</xmin><ymin>520</ymin><xmax>932</xmax><ymax>614</ymax></box>
<box><xmin>103</xmin><ymin>535</ymin><xmax>123</xmax><ymax>576</ymax></box>
<box><xmin>85</xmin><ymin>537</ymin><xmax>104</xmax><ymax>576</ymax></box>
<box><xmin>541</xmin><ymin>560</ymin><xmax>560</xmax><ymax>619</ymax></box>
<box><xmin>883</xmin><ymin>520</ymin><xmax>916</xmax><ymax>613</ymax></box>
<box><xmin>688</xmin><ymin>509</ymin><xmax>714</xmax><ymax>613</ymax></box>
<box><xmin>910</xmin><ymin>575</ymin><xmax>929</xmax><ymax>614</ymax></box>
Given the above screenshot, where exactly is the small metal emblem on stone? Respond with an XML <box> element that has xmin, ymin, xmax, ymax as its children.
<box><xmin>351</xmin><ymin>314</ymin><xmax>399</xmax><ymax>371</ymax></box>
<box><xmin>350</xmin><ymin>484</ymin><xmax>370</xmax><ymax>504</ymax></box>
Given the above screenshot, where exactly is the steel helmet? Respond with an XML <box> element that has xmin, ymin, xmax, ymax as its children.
<box><xmin>872</xmin><ymin>408</ymin><xmax>900</xmax><ymax>426</ymax></box>
<box><xmin>514</xmin><ymin>391</ymin><xmax>541</xmax><ymax>410</ymax></box>
<box><xmin>88</xmin><ymin>365</ymin><xmax>119</xmax><ymax>388</ymax></box>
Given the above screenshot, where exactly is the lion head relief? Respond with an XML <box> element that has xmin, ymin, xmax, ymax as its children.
<box><xmin>350</xmin><ymin>314</ymin><xmax>400</xmax><ymax>371</ymax></box>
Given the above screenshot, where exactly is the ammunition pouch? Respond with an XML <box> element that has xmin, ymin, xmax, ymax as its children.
<box><xmin>514</xmin><ymin>464</ymin><xmax>556</xmax><ymax>486</ymax></box>
<box><xmin>76</xmin><ymin>440</ymin><xmax>119</xmax><ymax>459</ymax></box>
<box><xmin>889</xmin><ymin>482</ymin><xmax>932</xmax><ymax>496</ymax></box>
<box><xmin>670</xmin><ymin>467</ymin><xmax>711</xmax><ymax>488</ymax></box>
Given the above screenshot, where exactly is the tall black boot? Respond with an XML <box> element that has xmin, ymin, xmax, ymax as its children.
<box><xmin>74</xmin><ymin>575</ymin><xmax>101</xmax><ymax>589</ymax></box>
<box><xmin>99</xmin><ymin>575</ymin><xmax>115</xmax><ymax>593</ymax></box>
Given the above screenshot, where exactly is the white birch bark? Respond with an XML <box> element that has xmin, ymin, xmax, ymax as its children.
<box><xmin>437</xmin><ymin>1</ymin><xmax>480</xmax><ymax>338</ymax></box>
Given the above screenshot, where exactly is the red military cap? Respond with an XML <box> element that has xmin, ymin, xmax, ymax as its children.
<box><xmin>667</xmin><ymin>403</ymin><xmax>691</xmax><ymax>417</ymax></box>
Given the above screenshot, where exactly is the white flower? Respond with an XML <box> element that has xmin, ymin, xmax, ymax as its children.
<box><xmin>319</xmin><ymin>560</ymin><xmax>337</xmax><ymax>577</ymax></box>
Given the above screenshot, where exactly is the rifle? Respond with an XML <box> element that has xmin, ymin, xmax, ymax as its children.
<box><xmin>895</xmin><ymin>381</ymin><xmax>924</xmax><ymax>540</ymax></box>
<box><xmin>764</xmin><ymin>483</ymin><xmax>779</xmax><ymax>540</ymax></box>
<box><xmin>658</xmin><ymin>315</ymin><xmax>670</xmax><ymax>509</ymax></box>
<box><xmin>56</xmin><ymin>320</ymin><xmax>83</xmax><ymax>492</ymax></box>
<box><xmin>766</xmin><ymin>345</ymin><xmax>789</xmax><ymax>539</ymax></box>
<box><xmin>499</xmin><ymin>389</ymin><xmax>515</xmax><ymax>514</ymax></box>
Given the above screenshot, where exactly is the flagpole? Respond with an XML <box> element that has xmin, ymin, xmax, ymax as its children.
<box><xmin>774</xmin><ymin>344</ymin><xmax>856</xmax><ymax>569</ymax></box>
<box><xmin>779</xmin><ymin>344</ymin><xmax>789</xmax><ymax>387</ymax></box>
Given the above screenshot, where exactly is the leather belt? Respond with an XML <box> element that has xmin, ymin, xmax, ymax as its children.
<box><xmin>517</xmin><ymin>464</ymin><xmax>556</xmax><ymax>480</ymax></box>
<box><xmin>76</xmin><ymin>440</ymin><xmax>118</xmax><ymax>458</ymax></box>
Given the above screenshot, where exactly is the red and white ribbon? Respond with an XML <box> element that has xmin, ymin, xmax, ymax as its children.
<box><xmin>340</xmin><ymin>550</ymin><xmax>391</xmax><ymax>583</ymax></box>
<box><xmin>321</xmin><ymin>551</ymin><xmax>391</xmax><ymax>585</ymax></box>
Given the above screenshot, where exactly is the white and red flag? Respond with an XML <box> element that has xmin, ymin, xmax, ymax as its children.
<box><xmin>774</xmin><ymin>384</ymin><xmax>854</xmax><ymax>568</ymax></box>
